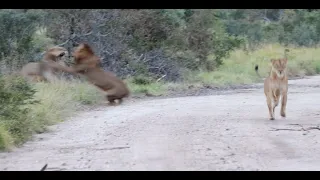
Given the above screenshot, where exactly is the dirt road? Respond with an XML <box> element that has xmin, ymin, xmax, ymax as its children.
<box><xmin>1</xmin><ymin>76</ymin><xmax>320</xmax><ymax>171</ymax></box>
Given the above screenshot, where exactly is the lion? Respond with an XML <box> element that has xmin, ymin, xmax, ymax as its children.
<box><xmin>20</xmin><ymin>46</ymin><xmax>70</xmax><ymax>82</ymax></box>
<box><xmin>20</xmin><ymin>62</ymin><xmax>46</xmax><ymax>82</ymax></box>
<box><xmin>65</xmin><ymin>43</ymin><xmax>130</xmax><ymax>105</ymax></box>
<box><xmin>255</xmin><ymin>57</ymin><xmax>288</xmax><ymax>120</ymax></box>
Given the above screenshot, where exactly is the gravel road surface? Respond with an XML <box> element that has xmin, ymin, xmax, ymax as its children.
<box><xmin>1</xmin><ymin>76</ymin><xmax>320</xmax><ymax>171</ymax></box>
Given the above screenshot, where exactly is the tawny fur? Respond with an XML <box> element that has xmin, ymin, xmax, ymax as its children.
<box><xmin>255</xmin><ymin>58</ymin><xmax>288</xmax><ymax>120</ymax></box>
<box><xmin>20</xmin><ymin>46</ymin><xmax>70</xmax><ymax>83</ymax></box>
<box><xmin>20</xmin><ymin>62</ymin><xmax>45</xmax><ymax>82</ymax></box>
<box><xmin>67</xmin><ymin>43</ymin><xmax>130</xmax><ymax>105</ymax></box>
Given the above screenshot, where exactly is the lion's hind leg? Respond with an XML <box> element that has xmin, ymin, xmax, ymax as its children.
<box><xmin>106</xmin><ymin>94</ymin><xmax>118</xmax><ymax>106</ymax></box>
<box><xmin>104</xmin><ymin>87</ymin><xmax>127</xmax><ymax>106</ymax></box>
<box><xmin>117</xmin><ymin>98</ymin><xmax>124</xmax><ymax>105</ymax></box>
<box><xmin>106</xmin><ymin>95</ymin><xmax>125</xmax><ymax>106</ymax></box>
<box><xmin>36</xmin><ymin>75</ymin><xmax>46</xmax><ymax>82</ymax></box>
<box><xmin>27</xmin><ymin>75</ymin><xmax>45</xmax><ymax>83</ymax></box>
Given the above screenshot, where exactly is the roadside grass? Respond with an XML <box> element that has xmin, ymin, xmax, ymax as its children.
<box><xmin>0</xmin><ymin>77</ymin><xmax>103</xmax><ymax>151</ymax></box>
<box><xmin>131</xmin><ymin>44</ymin><xmax>320</xmax><ymax>95</ymax></box>
<box><xmin>28</xmin><ymin>79</ymin><xmax>103</xmax><ymax>132</ymax></box>
<box><xmin>126</xmin><ymin>78</ymin><xmax>166</xmax><ymax>96</ymax></box>
<box><xmin>186</xmin><ymin>43</ymin><xmax>320</xmax><ymax>86</ymax></box>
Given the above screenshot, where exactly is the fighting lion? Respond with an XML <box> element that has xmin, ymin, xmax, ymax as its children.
<box><xmin>65</xmin><ymin>43</ymin><xmax>130</xmax><ymax>105</ymax></box>
<box><xmin>20</xmin><ymin>46</ymin><xmax>70</xmax><ymax>82</ymax></box>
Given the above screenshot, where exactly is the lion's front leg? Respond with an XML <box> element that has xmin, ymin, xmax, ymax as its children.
<box><xmin>266</xmin><ymin>93</ymin><xmax>275</xmax><ymax>120</ymax></box>
<box><xmin>280</xmin><ymin>91</ymin><xmax>287</xmax><ymax>118</ymax></box>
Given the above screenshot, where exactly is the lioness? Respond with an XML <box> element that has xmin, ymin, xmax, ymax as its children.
<box><xmin>20</xmin><ymin>46</ymin><xmax>69</xmax><ymax>82</ymax></box>
<box><xmin>63</xmin><ymin>43</ymin><xmax>130</xmax><ymax>105</ymax></box>
<box><xmin>20</xmin><ymin>62</ymin><xmax>46</xmax><ymax>82</ymax></box>
<box><xmin>255</xmin><ymin>58</ymin><xmax>288</xmax><ymax>120</ymax></box>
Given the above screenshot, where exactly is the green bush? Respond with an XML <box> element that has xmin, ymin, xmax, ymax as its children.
<box><xmin>132</xmin><ymin>75</ymin><xmax>153</xmax><ymax>85</ymax></box>
<box><xmin>0</xmin><ymin>10</ymin><xmax>43</xmax><ymax>55</ymax></box>
<box><xmin>222</xmin><ymin>9</ymin><xmax>320</xmax><ymax>48</ymax></box>
<box><xmin>0</xmin><ymin>9</ymin><xmax>47</xmax><ymax>71</ymax></box>
<box><xmin>0</xmin><ymin>75</ymin><xmax>104</xmax><ymax>151</ymax></box>
<box><xmin>0</xmin><ymin>75</ymin><xmax>39</xmax><ymax>148</ymax></box>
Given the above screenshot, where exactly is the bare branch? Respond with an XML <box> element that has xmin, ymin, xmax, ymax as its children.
<box><xmin>103</xmin><ymin>49</ymin><xmax>115</xmax><ymax>55</ymax></box>
<box><xmin>97</xmin><ymin>32</ymin><xmax>111</xmax><ymax>37</ymax></box>
<box><xmin>156</xmin><ymin>74</ymin><xmax>167</xmax><ymax>82</ymax></box>
<box><xmin>57</xmin><ymin>39</ymin><xmax>70</xmax><ymax>47</ymax></box>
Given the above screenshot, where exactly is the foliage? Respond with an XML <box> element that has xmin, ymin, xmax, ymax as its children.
<box><xmin>2</xmin><ymin>9</ymin><xmax>320</xmax><ymax>79</ymax></box>
<box><xmin>0</xmin><ymin>75</ymin><xmax>103</xmax><ymax>150</ymax></box>
<box><xmin>0</xmin><ymin>75</ymin><xmax>39</xmax><ymax>147</ymax></box>
<box><xmin>187</xmin><ymin>44</ymin><xmax>320</xmax><ymax>86</ymax></box>
<box><xmin>223</xmin><ymin>9</ymin><xmax>320</xmax><ymax>47</ymax></box>
<box><xmin>41</xmin><ymin>9</ymin><xmax>245</xmax><ymax>80</ymax></box>
<box><xmin>0</xmin><ymin>9</ymin><xmax>47</xmax><ymax>70</ymax></box>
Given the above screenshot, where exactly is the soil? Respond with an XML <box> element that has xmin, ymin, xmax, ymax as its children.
<box><xmin>1</xmin><ymin>76</ymin><xmax>320</xmax><ymax>171</ymax></box>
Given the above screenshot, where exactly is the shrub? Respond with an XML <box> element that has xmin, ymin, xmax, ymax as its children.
<box><xmin>0</xmin><ymin>74</ymin><xmax>39</xmax><ymax>148</ymax></box>
<box><xmin>0</xmin><ymin>10</ymin><xmax>46</xmax><ymax>69</ymax></box>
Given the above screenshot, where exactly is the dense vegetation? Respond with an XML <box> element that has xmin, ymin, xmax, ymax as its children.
<box><xmin>1</xmin><ymin>9</ymin><xmax>320</xmax><ymax>78</ymax></box>
<box><xmin>1</xmin><ymin>9</ymin><xmax>320</xmax><ymax>150</ymax></box>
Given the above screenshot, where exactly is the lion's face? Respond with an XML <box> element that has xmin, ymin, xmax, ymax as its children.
<box><xmin>271</xmin><ymin>58</ymin><xmax>287</xmax><ymax>78</ymax></box>
<box><xmin>72</xmin><ymin>44</ymin><xmax>84</xmax><ymax>59</ymax></box>
<box><xmin>45</xmin><ymin>46</ymin><xmax>68</xmax><ymax>62</ymax></box>
<box><xmin>72</xmin><ymin>43</ymin><xmax>94</xmax><ymax>64</ymax></box>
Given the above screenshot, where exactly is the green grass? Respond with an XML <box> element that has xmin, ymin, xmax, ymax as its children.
<box><xmin>126</xmin><ymin>78</ymin><xmax>167</xmax><ymax>96</ymax></box>
<box><xmin>117</xmin><ymin>43</ymin><xmax>320</xmax><ymax>96</ymax></box>
<box><xmin>28</xmin><ymin>80</ymin><xmax>103</xmax><ymax>132</ymax></box>
<box><xmin>0</xmin><ymin>78</ymin><xmax>103</xmax><ymax>151</ymax></box>
<box><xmin>0</xmin><ymin>125</ymin><xmax>14</xmax><ymax>150</ymax></box>
<box><xmin>186</xmin><ymin>43</ymin><xmax>320</xmax><ymax>86</ymax></box>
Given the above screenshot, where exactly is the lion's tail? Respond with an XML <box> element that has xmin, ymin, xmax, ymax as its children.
<box><xmin>254</xmin><ymin>64</ymin><xmax>264</xmax><ymax>80</ymax></box>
